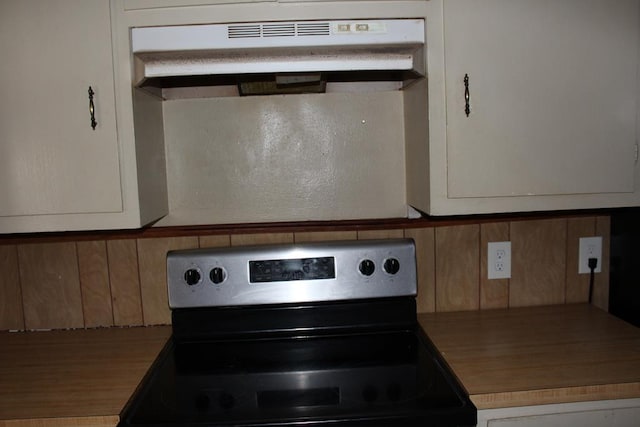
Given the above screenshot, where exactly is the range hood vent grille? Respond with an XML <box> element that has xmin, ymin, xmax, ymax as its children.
<box><xmin>228</xmin><ymin>22</ymin><xmax>331</xmax><ymax>39</ymax></box>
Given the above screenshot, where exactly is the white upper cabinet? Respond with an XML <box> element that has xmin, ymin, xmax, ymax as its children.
<box><xmin>0</xmin><ymin>0</ymin><xmax>167</xmax><ymax>233</ymax></box>
<box><xmin>0</xmin><ymin>0</ymin><xmax>121</xmax><ymax>218</ymax></box>
<box><xmin>5</xmin><ymin>0</ymin><xmax>635</xmax><ymax>232</ymax></box>
<box><xmin>409</xmin><ymin>0</ymin><xmax>640</xmax><ymax>215</ymax></box>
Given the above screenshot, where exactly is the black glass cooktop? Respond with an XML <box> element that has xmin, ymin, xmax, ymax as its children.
<box><xmin>118</xmin><ymin>329</ymin><xmax>476</xmax><ymax>427</ymax></box>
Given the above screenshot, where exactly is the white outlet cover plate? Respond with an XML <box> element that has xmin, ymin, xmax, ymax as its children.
<box><xmin>578</xmin><ymin>236</ymin><xmax>602</xmax><ymax>274</ymax></box>
<box><xmin>488</xmin><ymin>241</ymin><xmax>511</xmax><ymax>279</ymax></box>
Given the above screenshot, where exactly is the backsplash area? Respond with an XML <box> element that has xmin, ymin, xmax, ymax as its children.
<box><xmin>0</xmin><ymin>215</ymin><xmax>609</xmax><ymax>331</ymax></box>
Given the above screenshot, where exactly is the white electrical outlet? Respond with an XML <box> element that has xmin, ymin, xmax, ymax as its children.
<box><xmin>578</xmin><ymin>236</ymin><xmax>602</xmax><ymax>274</ymax></box>
<box><xmin>488</xmin><ymin>241</ymin><xmax>511</xmax><ymax>279</ymax></box>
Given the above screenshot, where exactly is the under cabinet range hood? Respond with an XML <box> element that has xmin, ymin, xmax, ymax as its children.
<box><xmin>131</xmin><ymin>19</ymin><xmax>425</xmax><ymax>95</ymax></box>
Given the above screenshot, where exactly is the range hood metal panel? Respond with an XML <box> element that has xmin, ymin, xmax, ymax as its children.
<box><xmin>131</xmin><ymin>19</ymin><xmax>426</xmax><ymax>89</ymax></box>
<box><xmin>135</xmin><ymin>47</ymin><xmax>423</xmax><ymax>80</ymax></box>
<box><xmin>132</xmin><ymin>19</ymin><xmax>425</xmax><ymax>51</ymax></box>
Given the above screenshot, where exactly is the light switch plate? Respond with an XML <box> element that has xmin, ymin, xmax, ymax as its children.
<box><xmin>488</xmin><ymin>241</ymin><xmax>511</xmax><ymax>279</ymax></box>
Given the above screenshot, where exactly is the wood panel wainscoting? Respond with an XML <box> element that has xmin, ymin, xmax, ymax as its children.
<box><xmin>0</xmin><ymin>417</ymin><xmax>119</xmax><ymax>427</ymax></box>
<box><xmin>0</xmin><ymin>214</ymin><xmax>610</xmax><ymax>331</ymax></box>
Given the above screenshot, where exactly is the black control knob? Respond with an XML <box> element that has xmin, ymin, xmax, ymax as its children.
<box><xmin>210</xmin><ymin>267</ymin><xmax>225</xmax><ymax>284</ymax></box>
<box><xmin>184</xmin><ymin>269</ymin><xmax>201</xmax><ymax>286</ymax></box>
<box><xmin>383</xmin><ymin>258</ymin><xmax>400</xmax><ymax>275</ymax></box>
<box><xmin>359</xmin><ymin>259</ymin><xmax>375</xmax><ymax>276</ymax></box>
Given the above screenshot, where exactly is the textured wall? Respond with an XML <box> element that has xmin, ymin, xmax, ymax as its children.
<box><xmin>0</xmin><ymin>216</ymin><xmax>609</xmax><ymax>331</ymax></box>
<box><xmin>158</xmin><ymin>92</ymin><xmax>407</xmax><ymax>226</ymax></box>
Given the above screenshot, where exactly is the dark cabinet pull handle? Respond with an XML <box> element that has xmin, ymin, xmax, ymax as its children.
<box><xmin>464</xmin><ymin>74</ymin><xmax>470</xmax><ymax>117</ymax></box>
<box><xmin>88</xmin><ymin>86</ymin><xmax>97</xmax><ymax>130</ymax></box>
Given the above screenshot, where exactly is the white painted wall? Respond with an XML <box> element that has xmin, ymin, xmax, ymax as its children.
<box><xmin>158</xmin><ymin>91</ymin><xmax>407</xmax><ymax>225</ymax></box>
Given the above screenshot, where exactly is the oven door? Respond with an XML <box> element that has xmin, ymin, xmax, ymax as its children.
<box><xmin>118</xmin><ymin>330</ymin><xmax>476</xmax><ymax>426</ymax></box>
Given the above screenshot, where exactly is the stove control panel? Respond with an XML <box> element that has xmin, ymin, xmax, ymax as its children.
<box><xmin>167</xmin><ymin>238</ymin><xmax>416</xmax><ymax>308</ymax></box>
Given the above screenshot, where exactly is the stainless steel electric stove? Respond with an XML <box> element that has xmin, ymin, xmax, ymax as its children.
<box><xmin>118</xmin><ymin>238</ymin><xmax>476</xmax><ymax>426</ymax></box>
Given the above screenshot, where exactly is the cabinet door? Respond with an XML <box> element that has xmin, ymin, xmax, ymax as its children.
<box><xmin>488</xmin><ymin>407</ymin><xmax>640</xmax><ymax>427</ymax></box>
<box><xmin>444</xmin><ymin>0</ymin><xmax>638</xmax><ymax>199</ymax></box>
<box><xmin>478</xmin><ymin>400</ymin><xmax>640</xmax><ymax>427</ymax></box>
<box><xmin>0</xmin><ymin>0</ymin><xmax>122</xmax><ymax>218</ymax></box>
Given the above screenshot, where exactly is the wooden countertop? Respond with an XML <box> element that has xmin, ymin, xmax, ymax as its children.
<box><xmin>2</xmin><ymin>304</ymin><xmax>639</xmax><ymax>425</ymax></box>
<box><xmin>0</xmin><ymin>326</ymin><xmax>171</xmax><ymax>426</ymax></box>
<box><xmin>419</xmin><ymin>304</ymin><xmax>640</xmax><ymax>410</ymax></box>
